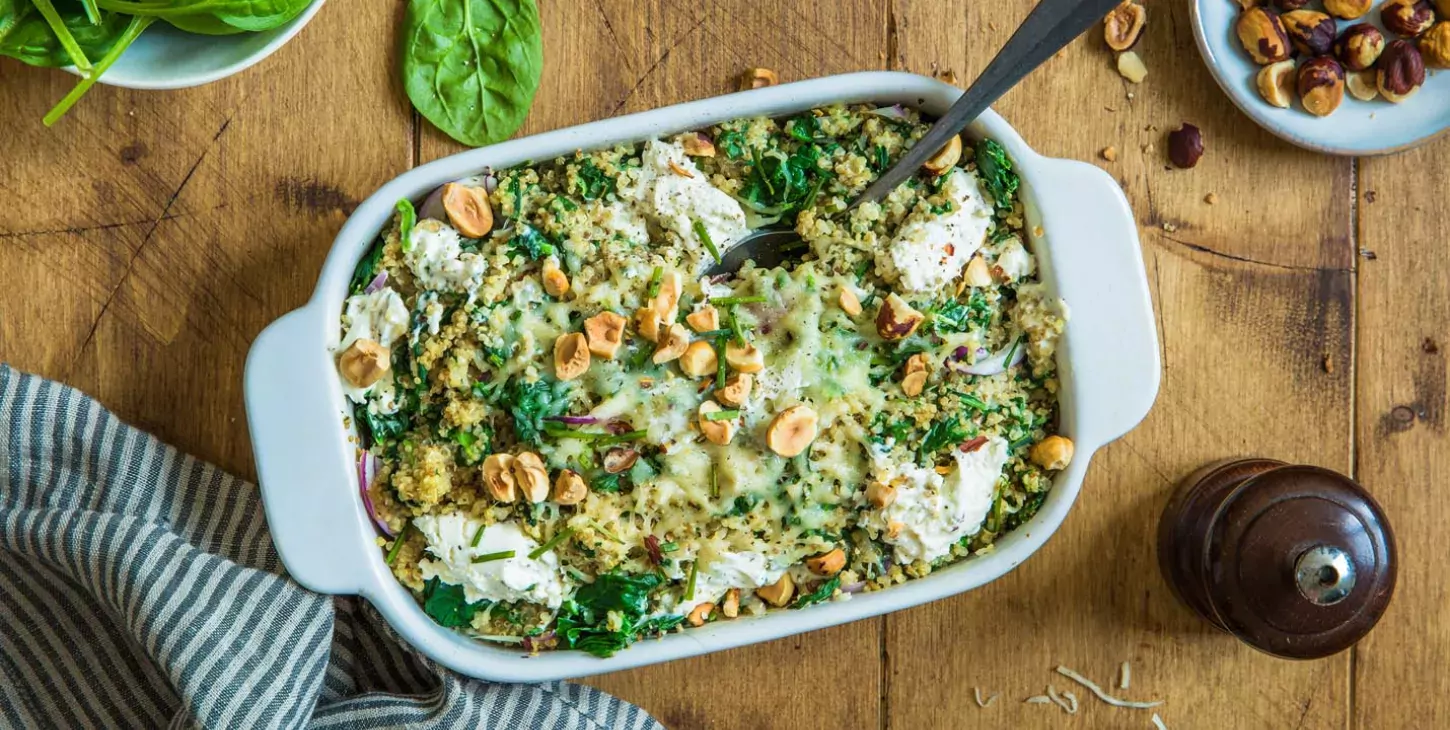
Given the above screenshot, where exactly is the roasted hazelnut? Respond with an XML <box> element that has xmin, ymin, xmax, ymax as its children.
<box><xmin>875</xmin><ymin>293</ymin><xmax>924</xmax><ymax>340</ymax></box>
<box><xmin>1333</xmin><ymin>23</ymin><xmax>1385</xmax><ymax>71</ymax></box>
<box><xmin>1323</xmin><ymin>0</ymin><xmax>1372</xmax><ymax>20</ymax></box>
<box><xmin>866</xmin><ymin>480</ymin><xmax>897</xmax><ymax>509</ymax></box>
<box><xmin>1346</xmin><ymin>69</ymin><xmax>1379</xmax><ymax>100</ymax></box>
<box><xmin>964</xmin><ymin>255</ymin><xmax>993</xmax><ymax>288</ymax></box>
<box><xmin>765</xmin><ymin>405</ymin><xmax>818</xmax><ymax>458</ymax></box>
<box><xmin>1377</xmin><ymin>40</ymin><xmax>1426</xmax><ymax>102</ymax></box>
<box><xmin>681</xmin><ymin>132</ymin><xmax>716</xmax><ymax>157</ymax></box>
<box><xmin>687</xmin><ymin>602</ymin><xmax>715</xmax><ymax>627</ymax></box>
<box><xmin>698</xmin><ymin>400</ymin><xmax>738</xmax><ymax>446</ymax></box>
<box><xmin>900</xmin><ymin>352</ymin><xmax>930</xmax><ymax>397</ymax></box>
<box><xmin>1233</xmin><ymin>0</ymin><xmax>1263</xmax><ymax>8</ymax></box>
<box><xmin>1281</xmin><ymin>10</ymin><xmax>1337</xmax><ymax>56</ymax></box>
<box><xmin>482</xmin><ymin>454</ymin><xmax>518</xmax><ymax>502</ymax></box>
<box><xmin>440</xmin><ymin>183</ymin><xmax>494</xmax><ymax>238</ymax></box>
<box><xmin>1381</xmin><ymin>0</ymin><xmax>1434</xmax><ymax>38</ymax></box>
<box><xmin>635</xmin><ymin>306</ymin><xmax>663</xmax><ymax>343</ymax></box>
<box><xmin>1103</xmin><ymin>1</ymin><xmax>1147</xmax><ymax>52</ymax></box>
<box><xmin>1256</xmin><ymin>60</ymin><xmax>1298</xmax><ymax>108</ymax></box>
<box><xmin>602</xmin><ymin>447</ymin><xmax>638</xmax><ymax>474</ymax></box>
<box><xmin>553</xmin><ymin>332</ymin><xmax>591</xmax><ymax>380</ymax></box>
<box><xmin>541</xmin><ymin>258</ymin><xmax>569</xmax><ymax>298</ymax></box>
<box><xmin>740</xmin><ymin>67</ymin><xmax>779</xmax><ymax>90</ymax></box>
<box><xmin>1438</xmin><ymin>0</ymin><xmax>1450</xmax><ymax>18</ymax></box>
<box><xmin>511</xmin><ymin>451</ymin><xmax>550</xmax><ymax>503</ymax></box>
<box><xmin>584</xmin><ymin>311</ymin><xmax>627</xmax><ymax>359</ymax></box>
<box><xmin>715</xmin><ymin>372</ymin><xmax>753</xmax><ymax>407</ymax></box>
<box><xmin>724</xmin><ymin>341</ymin><xmax>765</xmax><ymax>372</ymax></box>
<box><xmin>553</xmin><ymin>469</ymin><xmax>588</xmax><ymax>506</ymax></box>
<box><xmin>652</xmin><ymin>323</ymin><xmax>690</xmax><ymax>364</ymax></box>
<box><xmin>685</xmin><ymin>305</ymin><xmax>719</xmax><ymax>333</ymax></box>
<box><xmin>1030</xmin><ymin>435</ymin><xmax>1075</xmax><ymax>471</ymax></box>
<box><xmin>1167</xmin><ymin>124</ymin><xmax>1204</xmax><ymax>169</ymax></box>
<box><xmin>653</xmin><ymin>271</ymin><xmax>683</xmax><ymax>321</ymax></box>
<box><xmin>678</xmin><ymin>340</ymin><xmax>718</xmax><ymax>378</ymax></box>
<box><xmin>1298</xmin><ymin>56</ymin><xmax>1346</xmax><ymax>116</ymax></box>
<box><xmin>1236</xmin><ymin>7</ymin><xmax>1291</xmax><ymax>64</ymax></box>
<box><xmin>806</xmin><ymin>548</ymin><xmax>846</xmax><ymax>576</ymax></box>
<box><xmin>921</xmin><ymin>135</ymin><xmax>962</xmax><ymax>176</ymax></box>
<box><xmin>338</xmin><ymin>338</ymin><xmax>390</xmax><ymax>388</ymax></box>
<box><xmin>721</xmin><ymin>588</ymin><xmax>740</xmax><ymax>618</ymax></box>
<box><xmin>1272</xmin><ymin>0</ymin><xmax>1309</xmax><ymax>9</ymax></box>
<box><xmin>755</xmin><ymin>573</ymin><xmax>795</xmax><ymax>607</ymax></box>
<box><xmin>838</xmin><ymin>285</ymin><xmax>863</xmax><ymax>316</ymax></box>
<box><xmin>1420</xmin><ymin>22</ymin><xmax>1450</xmax><ymax>68</ymax></box>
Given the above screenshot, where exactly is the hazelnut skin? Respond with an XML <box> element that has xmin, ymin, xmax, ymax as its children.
<box><xmin>1297</xmin><ymin>56</ymin><xmax>1346</xmax><ymax>117</ymax></box>
<box><xmin>1272</xmin><ymin>0</ymin><xmax>1309</xmax><ymax>9</ymax></box>
<box><xmin>1333</xmin><ymin>23</ymin><xmax>1385</xmax><ymax>71</ymax></box>
<box><xmin>1281</xmin><ymin>10</ymin><xmax>1337</xmax><ymax>56</ymax></box>
<box><xmin>1377</xmin><ymin>40</ymin><xmax>1426</xmax><ymax>102</ymax></box>
<box><xmin>1420</xmin><ymin>22</ymin><xmax>1450</xmax><ymax>68</ymax></box>
<box><xmin>1167</xmin><ymin>124</ymin><xmax>1205</xmax><ymax>169</ymax></box>
<box><xmin>1237</xmin><ymin>7</ymin><xmax>1292</xmax><ymax>64</ymax></box>
<box><xmin>1381</xmin><ymin>0</ymin><xmax>1434</xmax><ymax>38</ymax></box>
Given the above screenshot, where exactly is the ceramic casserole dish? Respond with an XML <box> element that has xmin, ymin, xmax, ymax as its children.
<box><xmin>243</xmin><ymin>71</ymin><xmax>1161</xmax><ymax>682</ymax></box>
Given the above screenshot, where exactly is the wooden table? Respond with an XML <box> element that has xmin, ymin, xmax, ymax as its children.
<box><xmin>1</xmin><ymin>1</ymin><xmax>1441</xmax><ymax>727</ymax></box>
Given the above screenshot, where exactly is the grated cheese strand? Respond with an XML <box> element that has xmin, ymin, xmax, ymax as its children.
<box><xmin>1047</xmin><ymin>684</ymin><xmax>1077</xmax><ymax>714</ymax></box>
<box><xmin>1063</xmin><ymin>690</ymin><xmax>1079</xmax><ymax>714</ymax></box>
<box><xmin>1025</xmin><ymin>696</ymin><xmax>1052</xmax><ymax>704</ymax></box>
<box><xmin>1056</xmin><ymin>665</ymin><xmax>1164</xmax><ymax>709</ymax></box>
<box><xmin>1151</xmin><ymin>713</ymin><xmax>1169</xmax><ymax>729</ymax></box>
<box><xmin>973</xmin><ymin>688</ymin><xmax>1000</xmax><ymax>708</ymax></box>
<box><xmin>1120</xmin><ymin>660</ymin><xmax>1132</xmax><ymax>690</ymax></box>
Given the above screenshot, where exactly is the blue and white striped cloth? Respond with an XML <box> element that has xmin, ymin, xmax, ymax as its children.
<box><xmin>0</xmin><ymin>365</ymin><xmax>664</xmax><ymax>729</ymax></box>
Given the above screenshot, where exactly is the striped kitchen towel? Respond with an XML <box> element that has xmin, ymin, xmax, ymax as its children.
<box><xmin>0</xmin><ymin>365</ymin><xmax>663</xmax><ymax>730</ymax></box>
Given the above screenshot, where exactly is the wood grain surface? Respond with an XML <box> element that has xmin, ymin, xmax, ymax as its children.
<box><xmin>0</xmin><ymin>0</ymin><xmax>1440</xmax><ymax>727</ymax></box>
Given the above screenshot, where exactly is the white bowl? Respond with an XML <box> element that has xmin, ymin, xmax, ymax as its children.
<box><xmin>1190</xmin><ymin>0</ymin><xmax>1450</xmax><ymax>155</ymax></box>
<box><xmin>73</xmin><ymin>2</ymin><xmax>325</xmax><ymax>90</ymax></box>
<box><xmin>244</xmin><ymin>71</ymin><xmax>1161</xmax><ymax>683</ymax></box>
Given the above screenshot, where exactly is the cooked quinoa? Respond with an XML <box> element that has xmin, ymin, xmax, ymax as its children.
<box><xmin>337</xmin><ymin>104</ymin><xmax>1070</xmax><ymax>657</ymax></box>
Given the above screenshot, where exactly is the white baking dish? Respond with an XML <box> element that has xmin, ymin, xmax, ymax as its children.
<box><xmin>244</xmin><ymin>71</ymin><xmax>1160</xmax><ymax>683</ymax></box>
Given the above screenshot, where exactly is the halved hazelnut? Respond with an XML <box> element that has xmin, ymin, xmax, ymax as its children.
<box><xmin>725</xmin><ymin>341</ymin><xmax>765</xmax><ymax>372</ymax></box>
<box><xmin>1281</xmin><ymin>10</ymin><xmax>1336</xmax><ymax>56</ymax></box>
<box><xmin>584</xmin><ymin>311</ymin><xmax>627</xmax><ymax>359</ymax></box>
<box><xmin>885</xmin><ymin>520</ymin><xmax>905</xmax><ymax>539</ymax></box>
<box><xmin>904</xmin><ymin>353</ymin><xmax>929</xmax><ymax>376</ymax></box>
<box><xmin>654</xmin><ymin>271</ymin><xmax>683</xmax><ymax>321</ymax></box>
<box><xmin>511</xmin><ymin>451</ymin><xmax>550</xmax><ymax>503</ymax></box>
<box><xmin>678</xmin><ymin>341</ymin><xmax>718</xmax><ymax>377</ymax></box>
<box><xmin>876</xmin><ymin>293</ymin><xmax>924</xmax><ymax>341</ymax></box>
<box><xmin>1382</xmin><ymin>0</ymin><xmax>1434</xmax><ymax>38</ymax></box>
<box><xmin>541</xmin><ymin>258</ymin><xmax>570</xmax><ymax>298</ymax></box>
<box><xmin>721</xmin><ymin>588</ymin><xmax>740</xmax><ymax>618</ymax></box>
<box><xmin>698</xmin><ymin>400</ymin><xmax>738</xmax><ymax>446</ymax></box>
<box><xmin>1256</xmin><ymin>60</ymin><xmax>1297</xmax><ymax>107</ymax></box>
<box><xmin>1104</xmin><ymin>1</ymin><xmax>1147</xmax><ymax>52</ymax></box>
<box><xmin>715</xmin><ymin>373</ymin><xmax>753</xmax><ymax>407</ymax></box>
<box><xmin>755</xmin><ymin>573</ymin><xmax>795</xmax><ymax>607</ymax></box>
<box><xmin>921</xmin><ymin>135</ymin><xmax>962</xmax><ymax>176</ymax></box>
<box><xmin>1298</xmin><ymin>56</ymin><xmax>1346</xmax><ymax>116</ymax></box>
<box><xmin>686</xmin><ymin>305</ymin><xmax>719</xmax><ymax>332</ymax></box>
<box><xmin>553</xmin><ymin>469</ymin><xmax>588</xmax><ymax>506</ymax></box>
<box><xmin>1324</xmin><ymin>0</ymin><xmax>1371</xmax><ymax>19</ymax></box>
<box><xmin>635</xmin><ymin>307</ymin><xmax>664</xmax><ymax>343</ymax></box>
<box><xmin>440</xmin><ymin>182</ymin><xmax>494</xmax><ymax>238</ymax></box>
<box><xmin>482</xmin><ymin>454</ymin><xmax>518</xmax><ymax>502</ymax></box>
<box><xmin>681</xmin><ymin>133</ymin><xmax>716</xmax><ymax>157</ymax></box>
<box><xmin>838</xmin><ymin>286</ymin><xmax>863</xmax><ymax>316</ymax></box>
<box><xmin>1346</xmin><ymin>69</ymin><xmax>1379</xmax><ymax>100</ymax></box>
<box><xmin>1333</xmin><ymin>23</ymin><xmax>1385</xmax><ymax>71</ymax></box>
<box><xmin>1116</xmin><ymin>50</ymin><xmax>1149</xmax><ymax>83</ymax></box>
<box><xmin>687</xmin><ymin>602</ymin><xmax>715</xmax><ymax>627</ymax></box>
<box><xmin>740</xmin><ymin>67</ymin><xmax>779</xmax><ymax>90</ymax></box>
<box><xmin>901</xmin><ymin>353</ymin><xmax>930</xmax><ymax>397</ymax></box>
<box><xmin>866</xmin><ymin>480</ymin><xmax>897</xmax><ymax>509</ymax></box>
<box><xmin>1236</xmin><ymin>7</ymin><xmax>1291</xmax><ymax>64</ymax></box>
<box><xmin>1029</xmin><ymin>435</ymin><xmax>1075</xmax><ymax>471</ymax></box>
<box><xmin>603</xmin><ymin>448</ymin><xmax>638</xmax><ymax>474</ymax></box>
<box><xmin>1377</xmin><ymin>40</ymin><xmax>1424</xmax><ymax>102</ymax></box>
<box><xmin>653</xmin><ymin>323</ymin><xmax>690</xmax><ymax>364</ymax></box>
<box><xmin>766</xmin><ymin>405</ymin><xmax>818</xmax><ymax>458</ymax></box>
<box><xmin>806</xmin><ymin>548</ymin><xmax>846</xmax><ymax>576</ymax></box>
<box><xmin>339</xmin><ymin>338</ymin><xmax>390</xmax><ymax>388</ymax></box>
<box><xmin>964</xmin><ymin>255</ymin><xmax>993</xmax><ymax>288</ymax></box>
<box><xmin>554</xmin><ymin>333</ymin><xmax>591</xmax><ymax>380</ymax></box>
<box><xmin>1420</xmin><ymin>22</ymin><xmax>1450</xmax><ymax>68</ymax></box>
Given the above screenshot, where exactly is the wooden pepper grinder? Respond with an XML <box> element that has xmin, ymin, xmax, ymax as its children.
<box><xmin>1157</xmin><ymin>458</ymin><xmax>1397</xmax><ymax>659</ymax></box>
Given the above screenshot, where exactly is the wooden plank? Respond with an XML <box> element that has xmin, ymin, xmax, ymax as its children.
<box><xmin>1353</xmin><ymin>147</ymin><xmax>1450</xmax><ymax>727</ymax></box>
<box><xmin>887</xmin><ymin>1</ymin><xmax>1354</xmax><ymax>727</ymax></box>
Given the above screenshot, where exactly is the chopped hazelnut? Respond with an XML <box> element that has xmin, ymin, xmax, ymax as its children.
<box><xmin>885</xmin><ymin>521</ymin><xmax>905</xmax><ymax>539</ymax></box>
<box><xmin>1381</xmin><ymin>0</ymin><xmax>1434</xmax><ymax>38</ymax></box>
<box><xmin>740</xmin><ymin>67</ymin><xmax>779</xmax><ymax>90</ymax></box>
<box><xmin>681</xmin><ymin>133</ymin><xmax>716</xmax><ymax>157</ymax></box>
<box><xmin>635</xmin><ymin>306</ymin><xmax>664</xmax><ymax>343</ymax></box>
<box><xmin>876</xmin><ymin>293</ymin><xmax>924</xmax><ymax>341</ymax></box>
<box><xmin>715</xmin><ymin>373</ymin><xmax>753</xmax><ymax>407</ymax></box>
<box><xmin>687</xmin><ymin>602</ymin><xmax>715</xmax><ymax>627</ymax></box>
<box><xmin>1420</xmin><ymin>22</ymin><xmax>1450</xmax><ymax>67</ymax></box>
<box><xmin>553</xmin><ymin>469</ymin><xmax>588</xmax><ymax>506</ymax></box>
<box><xmin>482</xmin><ymin>454</ymin><xmax>518</xmax><ymax>502</ymax></box>
<box><xmin>1116</xmin><ymin>50</ymin><xmax>1149</xmax><ymax>82</ymax></box>
<box><xmin>698</xmin><ymin>401</ymin><xmax>738</xmax><ymax>446</ymax></box>
<box><xmin>686</xmin><ymin>306</ymin><xmax>719</xmax><ymax>332</ymax></box>
<box><xmin>1100</xmin><ymin>146</ymin><xmax>1119</xmax><ymax>162</ymax></box>
<box><xmin>1323</xmin><ymin>0</ymin><xmax>1371</xmax><ymax>19</ymax></box>
<box><xmin>678</xmin><ymin>341</ymin><xmax>718</xmax><ymax>377</ymax></box>
<box><xmin>766</xmin><ymin>405</ymin><xmax>818</xmax><ymax>458</ymax></box>
<box><xmin>964</xmin><ymin>255</ymin><xmax>993</xmax><ymax>288</ymax></box>
<box><xmin>805</xmin><ymin>548</ymin><xmax>846</xmax><ymax>576</ymax></box>
<box><xmin>921</xmin><ymin>135</ymin><xmax>962</xmax><ymax>176</ymax></box>
<box><xmin>338</xmin><ymin>338</ymin><xmax>391</xmax><ymax>388</ymax></box>
<box><xmin>553</xmin><ymin>333</ymin><xmax>591</xmax><ymax>381</ymax></box>
<box><xmin>838</xmin><ymin>286</ymin><xmax>863</xmax><ymax>316</ymax></box>
<box><xmin>1103</xmin><ymin>1</ymin><xmax>1147</xmax><ymax>52</ymax></box>
<box><xmin>654</xmin><ymin>271</ymin><xmax>683</xmax><ymax>321</ymax></box>
<box><xmin>541</xmin><ymin>258</ymin><xmax>570</xmax><ymax>298</ymax></box>
<box><xmin>867</xmin><ymin>480</ymin><xmax>897</xmax><ymax>509</ymax></box>
<box><xmin>511</xmin><ymin>451</ymin><xmax>550</xmax><ymax>503</ymax></box>
<box><xmin>725</xmin><ymin>341</ymin><xmax>765</xmax><ymax>372</ymax></box>
<box><xmin>721</xmin><ymin>588</ymin><xmax>741</xmax><ymax>618</ymax></box>
<box><xmin>440</xmin><ymin>183</ymin><xmax>494</xmax><ymax>238</ymax></box>
<box><xmin>755</xmin><ymin>573</ymin><xmax>795</xmax><ymax>607</ymax></box>
<box><xmin>1029</xmin><ymin>435</ymin><xmax>1075</xmax><ymax>471</ymax></box>
<box><xmin>653</xmin><ymin>323</ymin><xmax>690</xmax><ymax>364</ymax></box>
<box><xmin>603</xmin><ymin>448</ymin><xmax>638</xmax><ymax>474</ymax></box>
<box><xmin>1346</xmin><ymin>69</ymin><xmax>1379</xmax><ymax>100</ymax></box>
<box><xmin>1256</xmin><ymin>60</ymin><xmax>1297</xmax><ymax>108</ymax></box>
<box><xmin>584</xmin><ymin>311</ymin><xmax>627</xmax><ymax>359</ymax></box>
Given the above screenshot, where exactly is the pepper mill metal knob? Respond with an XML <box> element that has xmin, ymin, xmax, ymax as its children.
<box><xmin>1157</xmin><ymin>458</ymin><xmax>1397</xmax><ymax>659</ymax></box>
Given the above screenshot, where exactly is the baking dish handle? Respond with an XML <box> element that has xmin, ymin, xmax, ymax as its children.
<box><xmin>1032</xmin><ymin>158</ymin><xmax>1161</xmax><ymax>444</ymax></box>
<box><xmin>245</xmin><ymin>306</ymin><xmax>375</xmax><ymax>595</ymax></box>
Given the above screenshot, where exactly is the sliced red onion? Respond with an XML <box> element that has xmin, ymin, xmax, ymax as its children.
<box><xmin>869</xmin><ymin>104</ymin><xmax>908</xmax><ymax>120</ymax></box>
<box><xmin>959</xmin><ymin>340</ymin><xmax>1026</xmax><ymax>376</ymax></box>
<box><xmin>418</xmin><ymin>186</ymin><xmax>446</xmax><ymax>221</ymax></box>
<box><xmin>842</xmin><ymin>581</ymin><xmax>866</xmax><ymax>594</ymax></box>
<box><xmin>959</xmin><ymin>436</ymin><xmax>988</xmax><ymax>453</ymax></box>
<box><xmin>484</xmin><ymin>174</ymin><xmax>498</xmax><ymax>194</ymax></box>
<box><xmin>545</xmin><ymin>415</ymin><xmax>599</xmax><ymax>425</ymax></box>
<box><xmin>363</xmin><ymin>270</ymin><xmax>389</xmax><ymax>294</ymax></box>
<box><xmin>522</xmin><ymin>630</ymin><xmax>556</xmax><ymax>652</ymax></box>
<box><xmin>357</xmin><ymin>452</ymin><xmax>393</xmax><ymax>536</ymax></box>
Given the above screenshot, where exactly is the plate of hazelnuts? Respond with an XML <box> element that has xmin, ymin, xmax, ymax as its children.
<box><xmin>1191</xmin><ymin>0</ymin><xmax>1450</xmax><ymax>154</ymax></box>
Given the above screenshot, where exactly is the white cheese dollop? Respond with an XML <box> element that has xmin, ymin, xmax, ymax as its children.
<box><xmin>880</xmin><ymin>168</ymin><xmax>995</xmax><ymax>294</ymax></box>
<box><xmin>994</xmin><ymin>237</ymin><xmax>1036</xmax><ymax>283</ymax></box>
<box><xmin>338</xmin><ymin>287</ymin><xmax>408</xmax><ymax>405</ymax></box>
<box><xmin>869</xmin><ymin>437</ymin><xmax>1010</xmax><ymax>564</ymax></box>
<box><xmin>415</xmin><ymin>515</ymin><xmax>569</xmax><ymax>609</ymax></box>
<box><xmin>658</xmin><ymin>550</ymin><xmax>788</xmax><ymax>618</ymax></box>
<box><xmin>405</xmin><ymin>221</ymin><xmax>488</xmax><ymax>296</ymax></box>
<box><xmin>627</xmin><ymin>140</ymin><xmax>749</xmax><ymax>261</ymax></box>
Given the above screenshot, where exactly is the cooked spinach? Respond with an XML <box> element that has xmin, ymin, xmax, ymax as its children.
<box><xmin>975</xmin><ymin>139</ymin><xmax>1019</xmax><ymax>211</ymax></box>
<box><xmin>714</xmin><ymin>130</ymin><xmax>747</xmax><ymax>159</ymax></box>
<box><xmin>507</xmin><ymin>224</ymin><xmax>556</xmax><ymax>260</ymax></box>
<box><xmin>918</xmin><ymin>414</ymin><xmax>970</xmax><ymax>462</ymax></box>
<box><xmin>737</xmin><ymin>146</ymin><xmax>827</xmax><ymax>217</ymax></box>
<box><xmin>572</xmin><ymin>159</ymin><xmax>614</xmax><ymax>201</ymax></box>
<box><xmin>505</xmin><ymin>377</ymin><xmax>569</xmax><ymax>447</ymax></box>
<box><xmin>348</xmin><ymin>237</ymin><xmax>386</xmax><ymax>294</ymax></box>
<box><xmin>354</xmin><ymin>401</ymin><xmax>409</xmax><ymax>450</ymax></box>
<box><xmin>422</xmin><ymin>577</ymin><xmax>489</xmax><ymax>628</ymax></box>
<box><xmin>791</xmin><ymin>576</ymin><xmax>840</xmax><ymax>609</ymax></box>
<box><xmin>401</xmin><ymin>0</ymin><xmax>543</xmax><ymax>147</ymax></box>
<box><xmin>553</xmin><ymin>572</ymin><xmax>677</xmax><ymax>658</ymax></box>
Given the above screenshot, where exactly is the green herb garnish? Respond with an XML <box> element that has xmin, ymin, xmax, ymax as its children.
<box><xmin>704</xmin><ymin>409</ymin><xmax>740</xmax><ymax>421</ymax></box>
<box><xmin>685</xmin><ymin>560</ymin><xmax>699</xmax><ymax>600</ymax></box>
<box><xmin>791</xmin><ymin>576</ymin><xmax>841</xmax><ymax>609</ymax></box>
<box><xmin>957</xmin><ymin>391</ymin><xmax>990</xmax><ymax>412</ymax></box>
<box><xmin>396</xmin><ymin>198</ymin><xmax>417</xmax><ymax>252</ymax></box>
<box><xmin>471</xmin><ymin>550</ymin><xmax>516</xmax><ymax>564</ymax></box>
<box><xmin>646</xmin><ymin>266</ymin><xmax>663</xmax><ymax>298</ymax></box>
<box><xmin>471</xmin><ymin>523</ymin><xmax>486</xmax><ymax>548</ymax></box>
<box><xmin>710</xmin><ymin>295</ymin><xmax>766</xmax><ymax>306</ymax></box>
<box><xmin>692</xmin><ymin>218</ymin><xmax>722</xmax><ymax>264</ymax></box>
<box><xmin>529</xmin><ymin>527</ymin><xmax>575</xmax><ymax>559</ymax></box>
<box><xmin>385</xmin><ymin>521</ymin><xmax>413</xmax><ymax>566</ymax></box>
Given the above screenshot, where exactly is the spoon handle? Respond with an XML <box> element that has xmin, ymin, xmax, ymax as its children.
<box><xmin>853</xmin><ymin>0</ymin><xmax>1124</xmax><ymax>207</ymax></box>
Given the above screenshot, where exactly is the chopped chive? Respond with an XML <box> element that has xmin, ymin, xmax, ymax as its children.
<box><xmin>471</xmin><ymin>523</ymin><xmax>486</xmax><ymax>548</ymax></box>
<box><xmin>529</xmin><ymin>527</ymin><xmax>576</xmax><ymax>559</ymax></box>
<box><xmin>1003</xmin><ymin>336</ymin><xmax>1023</xmax><ymax>370</ymax></box>
<box><xmin>694</xmin><ymin>328</ymin><xmax>733</xmax><ymax>339</ymax></box>
<box><xmin>704</xmin><ymin>409</ymin><xmax>740</xmax><ymax>421</ymax></box>
<box><xmin>597</xmin><ymin>429</ymin><xmax>649</xmax><ymax>445</ymax></box>
<box><xmin>660</xmin><ymin>541</ymin><xmax>680</xmax><ymax>553</ymax></box>
<box><xmin>710</xmin><ymin>295</ymin><xmax>767</xmax><ymax>306</ymax></box>
<box><xmin>396</xmin><ymin>199</ymin><xmax>417</xmax><ymax>252</ymax></box>
<box><xmin>471</xmin><ymin>550</ymin><xmax>515</xmax><ymax>564</ymax></box>
<box><xmin>727</xmin><ymin>306</ymin><xmax>747</xmax><ymax>346</ymax></box>
<box><xmin>693</xmin><ymin>219</ymin><xmax>722</xmax><ymax>264</ymax></box>
<box><xmin>685</xmin><ymin>559</ymin><xmax>700</xmax><ymax>600</ymax></box>
<box><xmin>710</xmin><ymin>463</ymin><xmax>719</xmax><ymax>499</ymax></box>
<box><xmin>647</xmin><ymin>266</ymin><xmax>664</xmax><ymax>298</ymax></box>
<box><xmin>385</xmin><ymin>522</ymin><xmax>412</xmax><ymax>565</ymax></box>
<box><xmin>585</xmin><ymin>518</ymin><xmax>623</xmax><ymax>543</ymax></box>
<box><xmin>714</xmin><ymin>336</ymin><xmax>727</xmax><ymax>389</ymax></box>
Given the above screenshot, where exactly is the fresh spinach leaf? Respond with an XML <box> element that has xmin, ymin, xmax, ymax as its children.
<box><xmin>95</xmin><ymin>0</ymin><xmax>312</xmax><ymax>32</ymax></box>
<box><xmin>401</xmin><ymin>0</ymin><xmax>543</xmax><ymax>147</ymax></box>
<box><xmin>422</xmin><ymin>577</ymin><xmax>490</xmax><ymax>628</ymax></box>
<box><xmin>0</xmin><ymin>1</ymin><xmax>128</xmax><ymax>68</ymax></box>
<box><xmin>348</xmin><ymin>237</ymin><xmax>386</xmax><ymax>294</ymax></box>
<box><xmin>975</xmin><ymin>139</ymin><xmax>1019</xmax><ymax>210</ymax></box>
<box><xmin>573</xmin><ymin>159</ymin><xmax>614</xmax><ymax>201</ymax></box>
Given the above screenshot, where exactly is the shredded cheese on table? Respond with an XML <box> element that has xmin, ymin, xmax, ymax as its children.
<box><xmin>1151</xmin><ymin>713</ymin><xmax>1169</xmax><ymax>729</ymax></box>
<box><xmin>972</xmin><ymin>688</ymin><xmax>998</xmax><ymax>708</ymax></box>
<box><xmin>1120</xmin><ymin>660</ymin><xmax>1132</xmax><ymax>690</ymax></box>
<box><xmin>1056</xmin><ymin>665</ymin><xmax>1164</xmax><ymax>709</ymax></box>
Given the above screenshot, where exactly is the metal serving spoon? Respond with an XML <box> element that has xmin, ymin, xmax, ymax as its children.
<box><xmin>707</xmin><ymin>0</ymin><xmax>1124</xmax><ymax>277</ymax></box>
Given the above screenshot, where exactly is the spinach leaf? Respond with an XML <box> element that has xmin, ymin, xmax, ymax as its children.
<box><xmin>422</xmin><ymin>577</ymin><xmax>490</xmax><ymax>628</ymax></box>
<box><xmin>39</xmin><ymin>13</ymin><xmax>151</xmax><ymax>126</ymax></box>
<box><xmin>354</xmin><ymin>401</ymin><xmax>409</xmax><ymax>449</ymax></box>
<box><xmin>1004</xmin><ymin>491</ymin><xmax>1047</xmax><ymax>532</ymax></box>
<box><xmin>918</xmin><ymin>414</ymin><xmax>970</xmax><ymax>462</ymax></box>
<box><xmin>401</xmin><ymin>0</ymin><xmax>543</xmax><ymax>147</ymax></box>
<box><xmin>348</xmin><ymin>237</ymin><xmax>386</xmax><ymax>294</ymax></box>
<box><xmin>507</xmin><ymin>223</ymin><xmax>556</xmax><ymax>260</ymax></box>
<box><xmin>94</xmin><ymin>0</ymin><xmax>312</xmax><ymax>32</ymax></box>
<box><xmin>572</xmin><ymin>159</ymin><xmax>614</xmax><ymax>201</ymax></box>
<box><xmin>554</xmin><ymin>572</ymin><xmax>674</xmax><ymax>658</ymax></box>
<box><xmin>737</xmin><ymin>147</ymin><xmax>827</xmax><ymax>216</ymax></box>
<box><xmin>974</xmin><ymin>139</ymin><xmax>1019</xmax><ymax>210</ymax></box>
<box><xmin>505</xmin><ymin>377</ymin><xmax>569</xmax><ymax>447</ymax></box>
<box><xmin>714</xmin><ymin>130</ymin><xmax>747</xmax><ymax>159</ymax></box>
<box><xmin>0</xmin><ymin>1</ymin><xmax>129</xmax><ymax>67</ymax></box>
<box><xmin>163</xmin><ymin>12</ymin><xmax>245</xmax><ymax>34</ymax></box>
<box><xmin>792</xmin><ymin>576</ymin><xmax>840</xmax><ymax>609</ymax></box>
